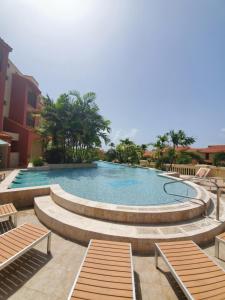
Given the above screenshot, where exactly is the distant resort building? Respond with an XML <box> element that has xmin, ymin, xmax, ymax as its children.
<box><xmin>191</xmin><ymin>145</ymin><xmax>225</xmax><ymax>164</ymax></box>
<box><xmin>144</xmin><ymin>145</ymin><xmax>225</xmax><ymax>164</ymax></box>
<box><xmin>0</xmin><ymin>38</ymin><xmax>42</xmax><ymax>168</ymax></box>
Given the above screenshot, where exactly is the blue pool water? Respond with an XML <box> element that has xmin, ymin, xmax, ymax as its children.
<box><xmin>10</xmin><ymin>162</ymin><xmax>197</xmax><ymax>206</ymax></box>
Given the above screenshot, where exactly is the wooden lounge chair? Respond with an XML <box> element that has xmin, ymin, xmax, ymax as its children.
<box><xmin>192</xmin><ymin>167</ymin><xmax>211</xmax><ymax>184</ymax></box>
<box><xmin>0</xmin><ymin>203</ymin><xmax>18</xmax><ymax>227</ymax></box>
<box><xmin>215</xmin><ymin>232</ymin><xmax>225</xmax><ymax>259</ymax></box>
<box><xmin>155</xmin><ymin>240</ymin><xmax>225</xmax><ymax>300</ymax></box>
<box><xmin>67</xmin><ymin>239</ymin><xmax>136</xmax><ymax>300</ymax></box>
<box><xmin>0</xmin><ymin>223</ymin><xmax>51</xmax><ymax>271</ymax></box>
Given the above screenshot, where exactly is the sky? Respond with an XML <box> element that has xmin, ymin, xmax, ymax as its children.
<box><xmin>1</xmin><ymin>0</ymin><xmax>225</xmax><ymax>147</ymax></box>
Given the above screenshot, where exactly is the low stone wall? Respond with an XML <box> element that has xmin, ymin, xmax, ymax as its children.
<box><xmin>27</xmin><ymin>162</ymin><xmax>97</xmax><ymax>171</ymax></box>
<box><xmin>0</xmin><ymin>186</ymin><xmax>50</xmax><ymax>208</ymax></box>
<box><xmin>209</xmin><ymin>166</ymin><xmax>225</xmax><ymax>179</ymax></box>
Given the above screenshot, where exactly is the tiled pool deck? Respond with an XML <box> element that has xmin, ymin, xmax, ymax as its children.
<box><xmin>0</xmin><ymin>205</ymin><xmax>224</xmax><ymax>300</ymax></box>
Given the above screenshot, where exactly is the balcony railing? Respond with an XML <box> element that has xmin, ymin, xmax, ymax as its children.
<box><xmin>164</xmin><ymin>164</ymin><xmax>196</xmax><ymax>176</ymax></box>
<box><xmin>139</xmin><ymin>160</ymin><xmax>225</xmax><ymax>179</ymax></box>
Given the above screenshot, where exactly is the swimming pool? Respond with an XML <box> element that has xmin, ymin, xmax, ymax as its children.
<box><xmin>10</xmin><ymin>162</ymin><xmax>197</xmax><ymax>206</ymax></box>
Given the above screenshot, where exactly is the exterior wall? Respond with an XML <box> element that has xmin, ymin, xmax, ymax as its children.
<box><xmin>9</xmin><ymin>73</ymin><xmax>41</xmax><ymax>127</ymax></box>
<box><xmin>9</xmin><ymin>152</ymin><xmax>19</xmax><ymax>168</ymax></box>
<box><xmin>3</xmin><ymin>60</ymin><xmax>22</xmax><ymax>119</ymax></box>
<box><xmin>0</xmin><ymin>38</ymin><xmax>43</xmax><ymax>168</ymax></box>
<box><xmin>27</xmin><ymin>130</ymin><xmax>42</xmax><ymax>162</ymax></box>
<box><xmin>0</xmin><ymin>40</ymin><xmax>12</xmax><ymax>130</ymax></box>
<box><xmin>196</xmin><ymin>152</ymin><xmax>222</xmax><ymax>164</ymax></box>
<box><xmin>4</xmin><ymin>118</ymin><xmax>42</xmax><ymax>166</ymax></box>
<box><xmin>209</xmin><ymin>153</ymin><xmax>215</xmax><ymax>163</ymax></box>
<box><xmin>4</xmin><ymin>118</ymin><xmax>29</xmax><ymax>166</ymax></box>
<box><xmin>9</xmin><ymin>73</ymin><xmax>28</xmax><ymax>125</ymax></box>
<box><xmin>30</xmin><ymin>135</ymin><xmax>42</xmax><ymax>159</ymax></box>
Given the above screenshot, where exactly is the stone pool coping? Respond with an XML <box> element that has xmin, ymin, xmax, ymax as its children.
<box><xmin>0</xmin><ymin>164</ymin><xmax>210</xmax><ymax>224</ymax></box>
<box><xmin>27</xmin><ymin>162</ymin><xmax>97</xmax><ymax>171</ymax></box>
<box><xmin>50</xmin><ymin>174</ymin><xmax>209</xmax><ymax>224</ymax></box>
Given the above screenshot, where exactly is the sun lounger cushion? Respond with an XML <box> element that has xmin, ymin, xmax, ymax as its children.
<box><xmin>68</xmin><ymin>239</ymin><xmax>136</xmax><ymax>300</ymax></box>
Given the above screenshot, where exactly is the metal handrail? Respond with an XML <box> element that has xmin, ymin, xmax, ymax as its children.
<box><xmin>163</xmin><ymin>176</ymin><xmax>208</xmax><ymax>215</ymax></box>
<box><xmin>163</xmin><ymin>176</ymin><xmax>223</xmax><ymax>220</ymax></box>
<box><xmin>207</xmin><ymin>178</ymin><xmax>222</xmax><ymax>220</ymax></box>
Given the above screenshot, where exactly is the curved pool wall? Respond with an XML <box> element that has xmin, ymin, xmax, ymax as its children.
<box><xmin>50</xmin><ymin>182</ymin><xmax>210</xmax><ymax>224</ymax></box>
<box><xmin>10</xmin><ymin>161</ymin><xmax>197</xmax><ymax>206</ymax></box>
<box><xmin>0</xmin><ymin>162</ymin><xmax>210</xmax><ymax>224</ymax></box>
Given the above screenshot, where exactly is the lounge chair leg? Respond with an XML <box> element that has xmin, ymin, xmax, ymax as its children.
<box><xmin>14</xmin><ymin>214</ymin><xmax>17</xmax><ymax>227</ymax></box>
<box><xmin>215</xmin><ymin>238</ymin><xmax>219</xmax><ymax>259</ymax></box>
<box><xmin>47</xmin><ymin>233</ymin><xmax>51</xmax><ymax>254</ymax></box>
<box><xmin>155</xmin><ymin>246</ymin><xmax>159</xmax><ymax>268</ymax></box>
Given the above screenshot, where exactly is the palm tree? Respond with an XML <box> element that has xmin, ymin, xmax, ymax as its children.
<box><xmin>151</xmin><ymin>134</ymin><xmax>169</xmax><ymax>161</ymax></box>
<box><xmin>140</xmin><ymin>144</ymin><xmax>148</xmax><ymax>151</ymax></box>
<box><xmin>38</xmin><ymin>90</ymin><xmax>111</xmax><ymax>163</ymax></box>
<box><xmin>168</xmin><ymin>130</ymin><xmax>195</xmax><ymax>168</ymax></box>
<box><xmin>119</xmin><ymin>138</ymin><xmax>134</xmax><ymax>145</ymax></box>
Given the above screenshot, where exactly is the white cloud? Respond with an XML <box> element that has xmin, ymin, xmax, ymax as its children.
<box><xmin>110</xmin><ymin>128</ymin><xmax>139</xmax><ymax>145</ymax></box>
<box><xmin>218</xmin><ymin>128</ymin><xmax>225</xmax><ymax>139</ymax></box>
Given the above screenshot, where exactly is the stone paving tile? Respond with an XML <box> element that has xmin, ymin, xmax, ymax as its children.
<box><xmin>136</xmin><ymin>227</ymin><xmax>160</xmax><ymax>235</ymax></box>
<box><xmin>133</xmin><ymin>256</ymin><xmax>186</xmax><ymax>300</ymax></box>
<box><xmin>8</xmin><ymin>286</ymin><xmax>62</xmax><ymax>300</ymax></box>
<box><xmin>159</xmin><ymin>226</ymin><xmax>183</xmax><ymax>234</ymax></box>
<box><xmin>0</xmin><ymin>208</ymin><xmax>224</xmax><ymax>300</ymax></box>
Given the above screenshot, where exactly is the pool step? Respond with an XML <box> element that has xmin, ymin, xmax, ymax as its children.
<box><xmin>50</xmin><ymin>184</ymin><xmax>211</xmax><ymax>224</ymax></box>
<box><xmin>34</xmin><ymin>195</ymin><xmax>225</xmax><ymax>254</ymax></box>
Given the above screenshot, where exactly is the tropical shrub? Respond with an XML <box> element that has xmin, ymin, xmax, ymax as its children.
<box><xmin>213</xmin><ymin>152</ymin><xmax>225</xmax><ymax>166</ymax></box>
<box><xmin>175</xmin><ymin>151</ymin><xmax>202</xmax><ymax>164</ymax></box>
<box><xmin>176</xmin><ymin>153</ymin><xmax>192</xmax><ymax>164</ymax></box>
<box><xmin>187</xmin><ymin>151</ymin><xmax>204</xmax><ymax>164</ymax></box>
<box><xmin>44</xmin><ymin>148</ymin><xmax>64</xmax><ymax>164</ymax></box>
<box><xmin>105</xmin><ymin>148</ymin><xmax>117</xmax><ymax>162</ymax></box>
<box><xmin>116</xmin><ymin>139</ymin><xmax>142</xmax><ymax>164</ymax></box>
<box><xmin>32</xmin><ymin>157</ymin><xmax>44</xmax><ymax>166</ymax></box>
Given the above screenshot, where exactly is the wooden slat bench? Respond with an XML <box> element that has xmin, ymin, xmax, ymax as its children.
<box><xmin>215</xmin><ymin>232</ymin><xmax>225</xmax><ymax>259</ymax></box>
<box><xmin>155</xmin><ymin>240</ymin><xmax>225</xmax><ymax>300</ymax></box>
<box><xmin>0</xmin><ymin>203</ymin><xmax>17</xmax><ymax>227</ymax></box>
<box><xmin>68</xmin><ymin>239</ymin><xmax>136</xmax><ymax>300</ymax></box>
<box><xmin>0</xmin><ymin>223</ymin><xmax>51</xmax><ymax>271</ymax></box>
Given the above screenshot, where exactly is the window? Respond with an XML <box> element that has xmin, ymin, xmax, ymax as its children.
<box><xmin>28</xmin><ymin>91</ymin><xmax>37</xmax><ymax>108</ymax></box>
<box><xmin>26</xmin><ymin>112</ymin><xmax>35</xmax><ymax>128</ymax></box>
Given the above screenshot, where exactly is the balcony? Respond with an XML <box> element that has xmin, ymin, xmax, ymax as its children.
<box><xmin>26</xmin><ymin>113</ymin><xmax>35</xmax><ymax>128</ymax></box>
<box><xmin>27</xmin><ymin>91</ymin><xmax>37</xmax><ymax>108</ymax></box>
